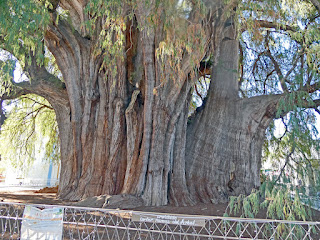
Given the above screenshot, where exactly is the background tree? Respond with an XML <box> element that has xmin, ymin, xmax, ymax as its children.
<box><xmin>0</xmin><ymin>95</ymin><xmax>59</xmax><ymax>172</ymax></box>
<box><xmin>0</xmin><ymin>0</ymin><xmax>320</xmax><ymax>207</ymax></box>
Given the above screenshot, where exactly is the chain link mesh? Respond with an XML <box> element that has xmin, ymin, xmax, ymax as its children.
<box><xmin>0</xmin><ymin>202</ymin><xmax>319</xmax><ymax>239</ymax></box>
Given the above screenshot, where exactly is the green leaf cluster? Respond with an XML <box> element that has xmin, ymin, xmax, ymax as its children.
<box><xmin>0</xmin><ymin>95</ymin><xmax>59</xmax><ymax>173</ymax></box>
<box><xmin>0</xmin><ymin>0</ymin><xmax>50</xmax><ymax>66</ymax></box>
<box><xmin>84</xmin><ymin>0</ymin><xmax>126</xmax><ymax>76</ymax></box>
<box><xmin>0</xmin><ymin>58</ymin><xmax>15</xmax><ymax>96</ymax></box>
<box><xmin>225</xmin><ymin>180</ymin><xmax>313</xmax><ymax>237</ymax></box>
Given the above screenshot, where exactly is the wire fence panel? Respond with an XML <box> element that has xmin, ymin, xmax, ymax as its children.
<box><xmin>0</xmin><ymin>202</ymin><xmax>320</xmax><ymax>239</ymax></box>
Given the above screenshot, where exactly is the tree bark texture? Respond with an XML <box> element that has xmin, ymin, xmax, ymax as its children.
<box><xmin>185</xmin><ymin>22</ymin><xmax>281</xmax><ymax>203</ymax></box>
<box><xmin>7</xmin><ymin>1</ymin><xmax>284</xmax><ymax>206</ymax></box>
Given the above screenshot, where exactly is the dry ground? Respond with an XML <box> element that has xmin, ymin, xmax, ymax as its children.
<box><xmin>0</xmin><ymin>188</ymin><xmax>319</xmax><ymax>221</ymax></box>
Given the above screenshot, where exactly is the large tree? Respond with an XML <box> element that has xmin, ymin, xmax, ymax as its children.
<box><xmin>1</xmin><ymin>0</ymin><xmax>320</xmax><ymax>206</ymax></box>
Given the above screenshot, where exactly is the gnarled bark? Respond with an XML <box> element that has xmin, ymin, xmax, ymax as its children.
<box><xmin>1</xmin><ymin>0</ymin><xmax>294</xmax><ymax>207</ymax></box>
<box><xmin>185</xmin><ymin>20</ymin><xmax>281</xmax><ymax>203</ymax></box>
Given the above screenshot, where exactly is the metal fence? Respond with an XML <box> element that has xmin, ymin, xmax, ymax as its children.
<box><xmin>0</xmin><ymin>202</ymin><xmax>320</xmax><ymax>239</ymax></box>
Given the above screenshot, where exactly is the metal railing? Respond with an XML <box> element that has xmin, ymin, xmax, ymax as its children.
<box><xmin>0</xmin><ymin>202</ymin><xmax>320</xmax><ymax>239</ymax></box>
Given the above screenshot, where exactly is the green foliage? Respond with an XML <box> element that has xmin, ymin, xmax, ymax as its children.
<box><xmin>0</xmin><ymin>1</ymin><xmax>52</xmax><ymax>96</ymax></box>
<box><xmin>0</xmin><ymin>58</ymin><xmax>15</xmax><ymax>96</ymax></box>
<box><xmin>263</xmin><ymin>104</ymin><xmax>320</xmax><ymax>196</ymax></box>
<box><xmin>236</xmin><ymin>1</ymin><xmax>320</xmax><ymax>220</ymax></box>
<box><xmin>0</xmin><ymin>95</ymin><xmax>59</xmax><ymax>172</ymax></box>
<box><xmin>84</xmin><ymin>0</ymin><xmax>126</xmax><ymax>76</ymax></box>
<box><xmin>226</xmin><ymin>181</ymin><xmax>313</xmax><ymax>222</ymax></box>
<box><xmin>154</xmin><ymin>0</ymin><xmax>208</xmax><ymax>82</ymax></box>
<box><xmin>238</xmin><ymin>0</ymin><xmax>320</xmax><ymax>96</ymax></box>
<box><xmin>0</xmin><ymin>0</ymin><xmax>50</xmax><ymax>65</ymax></box>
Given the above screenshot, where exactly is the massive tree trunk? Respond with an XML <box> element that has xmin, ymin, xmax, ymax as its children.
<box><xmin>42</xmin><ymin>2</ymin><xmax>199</xmax><ymax>206</ymax></box>
<box><xmin>45</xmin><ymin>2</ymin><xmax>281</xmax><ymax>206</ymax></box>
<box><xmin>186</xmin><ymin>94</ymin><xmax>279</xmax><ymax>202</ymax></box>
<box><xmin>185</xmin><ymin>22</ymin><xmax>281</xmax><ymax>203</ymax></box>
<box><xmin>1</xmin><ymin>0</ymin><xmax>284</xmax><ymax>206</ymax></box>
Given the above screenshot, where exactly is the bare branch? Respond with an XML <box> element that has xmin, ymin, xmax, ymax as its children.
<box><xmin>282</xmin><ymin>53</ymin><xmax>304</xmax><ymax>84</ymax></box>
<box><xmin>300</xmin><ymin>82</ymin><xmax>320</xmax><ymax>94</ymax></box>
<box><xmin>194</xmin><ymin>83</ymin><xmax>203</xmax><ymax>100</ymax></box>
<box><xmin>275</xmin><ymin>146</ymin><xmax>295</xmax><ymax>184</ymax></box>
<box><xmin>278</xmin><ymin>117</ymin><xmax>289</xmax><ymax>141</ymax></box>
<box><xmin>266</xmin><ymin>49</ymin><xmax>288</xmax><ymax>92</ymax></box>
<box><xmin>21</xmin><ymin>96</ymin><xmax>54</xmax><ymax>110</ymax></box>
<box><xmin>241</xmin><ymin>20</ymin><xmax>298</xmax><ymax>33</ymax></box>
<box><xmin>255</xmin><ymin>20</ymin><xmax>297</xmax><ymax>32</ymax></box>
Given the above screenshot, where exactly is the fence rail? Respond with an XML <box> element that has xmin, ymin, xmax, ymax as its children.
<box><xmin>0</xmin><ymin>202</ymin><xmax>320</xmax><ymax>239</ymax></box>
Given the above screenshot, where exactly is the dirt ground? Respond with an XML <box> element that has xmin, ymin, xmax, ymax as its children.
<box><xmin>0</xmin><ymin>189</ymin><xmax>228</xmax><ymax>216</ymax></box>
<box><xmin>0</xmin><ymin>188</ymin><xmax>320</xmax><ymax>221</ymax></box>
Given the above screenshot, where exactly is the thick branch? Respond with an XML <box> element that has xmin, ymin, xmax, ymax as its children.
<box><xmin>310</xmin><ymin>0</ymin><xmax>320</xmax><ymax>13</ymax></box>
<box><xmin>1</xmin><ymin>56</ymin><xmax>67</xmax><ymax>106</ymax></box>
<box><xmin>243</xmin><ymin>93</ymin><xmax>320</xmax><ymax>121</ymax></box>
<box><xmin>252</xmin><ymin>20</ymin><xmax>297</xmax><ymax>32</ymax></box>
<box><xmin>58</xmin><ymin>0</ymin><xmax>89</xmax><ymax>36</ymax></box>
<box><xmin>22</xmin><ymin>54</ymin><xmax>68</xmax><ymax>104</ymax></box>
<box><xmin>1</xmin><ymin>28</ymin><xmax>67</xmax><ymax>104</ymax></box>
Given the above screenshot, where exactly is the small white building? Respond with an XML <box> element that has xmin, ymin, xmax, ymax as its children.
<box><xmin>1</xmin><ymin>134</ymin><xmax>60</xmax><ymax>187</ymax></box>
<box><xmin>4</xmin><ymin>158</ymin><xmax>60</xmax><ymax>187</ymax></box>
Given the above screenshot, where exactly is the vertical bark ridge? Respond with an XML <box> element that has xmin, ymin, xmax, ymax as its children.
<box><xmin>184</xmin><ymin>14</ymin><xmax>281</xmax><ymax>203</ymax></box>
<box><xmin>39</xmin><ymin>1</ymin><xmax>284</xmax><ymax>206</ymax></box>
<box><xmin>170</xmin><ymin>91</ymin><xmax>195</xmax><ymax>206</ymax></box>
<box><xmin>46</xmin><ymin>15</ymin><xmax>131</xmax><ymax>200</ymax></box>
<box><xmin>53</xmin><ymin>104</ymin><xmax>74</xmax><ymax>198</ymax></box>
<box><xmin>138</xmin><ymin>29</ymin><xmax>157</xmax><ymax>204</ymax></box>
<box><xmin>211</xmin><ymin>21</ymin><xmax>239</xmax><ymax>99</ymax></box>
<box><xmin>46</xmin><ymin>22</ymin><xmax>90</xmax><ymax>199</ymax></box>
<box><xmin>122</xmin><ymin>90</ymin><xmax>144</xmax><ymax>194</ymax></box>
<box><xmin>90</xmin><ymin>75</ymin><xmax>109</xmax><ymax>195</ymax></box>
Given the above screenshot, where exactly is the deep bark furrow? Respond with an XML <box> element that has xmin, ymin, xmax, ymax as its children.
<box><xmin>123</xmin><ymin>90</ymin><xmax>144</xmax><ymax>194</ymax></box>
<box><xmin>170</xmin><ymin>95</ymin><xmax>195</xmax><ymax>206</ymax></box>
<box><xmin>139</xmin><ymin>29</ymin><xmax>158</xmax><ymax>205</ymax></box>
<box><xmin>10</xmin><ymin>1</ymin><xmax>288</xmax><ymax>206</ymax></box>
<box><xmin>184</xmin><ymin>17</ymin><xmax>281</xmax><ymax>203</ymax></box>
